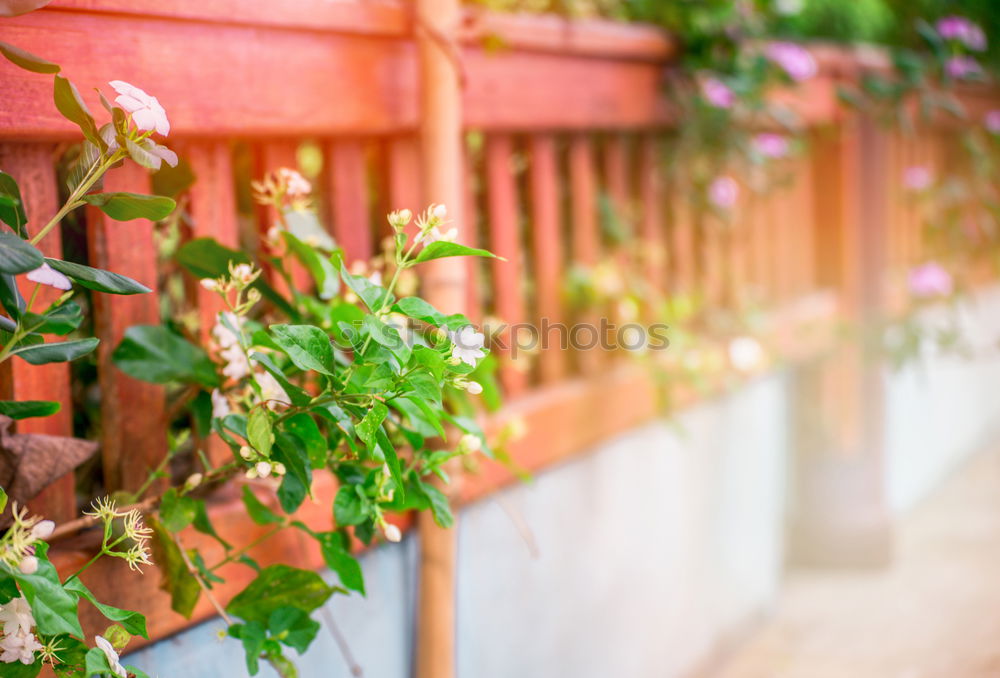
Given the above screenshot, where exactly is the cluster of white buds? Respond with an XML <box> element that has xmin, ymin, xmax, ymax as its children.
<box><xmin>0</xmin><ymin>504</ymin><xmax>54</xmax><ymax>575</ymax></box>
<box><xmin>413</xmin><ymin>204</ymin><xmax>457</xmax><ymax>246</ymax></box>
<box><xmin>200</xmin><ymin>262</ymin><xmax>262</xmax><ymax>299</ymax></box>
<box><xmin>388</xmin><ymin>208</ymin><xmax>413</xmax><ymax>232</ymax></box>
<box><xmin>239</xmin><ymin>446</ymin><xmax>286</xmax><ymax>479</ymax></box>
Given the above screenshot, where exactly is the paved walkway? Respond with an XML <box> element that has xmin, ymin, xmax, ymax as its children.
<box><xmin>700</xmin><ymin>446</ymin><xmax>1000</xmax><ymax>678</ymax></box>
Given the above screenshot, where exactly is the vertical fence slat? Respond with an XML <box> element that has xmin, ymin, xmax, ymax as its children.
<box><xmin>88</xmin><ymin>162</ymin><xmax>167</xmax><ymax>492</ymax></box>
<box><xmin>328</xmin><ymin>139</ymin><xmax>372</xmax><ymax>263</ymax></box>
<box><xmin>638</xmin><ymin>135</ymin><xmax>665</xmax><ymax>294</ymax></box>
<box><xmin>463</xmin><ymin>144</ymin><xmax>483</xmax><ymax>321</ymax></box>
<box><xmin>0</xmin><ymin>144</ymin><xmax>76</xmax><ymax>520</ymax></box>
<box><xmin>529</xmin><ymin>134</ymin><xmax>566</xmax><ymax>384</ymax></box>
<box><xmin>254</xmin><ymin>142</ymin><xmax>308</xmax><ymax>292</ymax></box>
<box><xmin>569</xmin><ymin>134</ymin><xmax>603</xmax><ymax>376</ymax></box>
<box><xmin>186</xmin><ymin>141</ymin><xmax>239</xmax><ymax>467</ymax></box>
<box><xmin>485</xmin><ymin>134</ymin><xmax>529</xmax><ymax>397</ymax></box>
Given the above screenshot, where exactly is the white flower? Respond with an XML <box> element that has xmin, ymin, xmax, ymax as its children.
<box><xmin>728</xmin><ymin>336</ymin><xmax>765</xmax><ymax>373</ymax></box>
<box><xmin>231</xmin><ymin>264</ymin><xmax>255</xmax><ymax>285</ymax></box>
<box><xmin>17</xmin><ymin>556</ymin><xmax>37</xmax><ymax>575</ymax></box>
<box><xmin>255</xmin><ymin>461</ymin><xmax>272</xmax><ymax>478</ymax></box>
<box><xmin>132</xmin><ymin>137</ymin><xmax>178</xmax><ymax>169</ymax></box>
<box><xmin>210</xmin><ymin>389</ymin><xmax>230</xmax><ymax>419</ymax></box>
<box><xmin>30</xmin><ymin>520</ymin><xmax>54</xmax><ymax>540</ymax></box>
<box><xmin>0</xmin><ymin>597</ymin><xmax>34</xmax><ymax>636</ymax></box>
<box><xmin>0</xmin><ymin>630</ymin><xmax>42</xmax><ymax>665</ymax></box>
<box><xmin>272</xmin><ymin>462</ymin><xmax>286</xmax><ymax>476</ymax></box>
<box><xmin>383</xmin><ymin>523</ymin><xmax>402</xmax><ymax>542</ymax></box>
<box><xmin>212</xmin><ymin>312</ymin><xmax>243</xmax><ymax>349</ymax></box>
<box><xmin>109</xmin><ymin>80</ymin><xmax>170</xmax><ymax>136</ymax></box>
<box><xmin>449</xmin><ymin>326</ymin><xmax>486</xmax><ymax>367</ymax></box>
<box><xmin>25</xmin><ymin>263</ymin><xmax>71</xmax><ymax>291</ymax></box>
<box><xmin>417</xmin><ymin>226</ymin><xmax>457</xmax><ymax>246</ymax></box>
<box><xmin>277</xmin><ymin>168</ymin><xmax>311</xmax><ymax>197</ymax></box>
<box><xmin>466</xmin><ymin>381</ymin><xmax>483</xmax><ymax>395</ymax></box>
<box><xmin>431</xmin><ymin>204</ymin><xmax>448</xmax><ymax>220</ymax></box>
<box><xmin>220</xmin><ymin>343</ymin><xmax>250</xmax><ymax>381</ymax></box>
<box><xmin>184</xmin><ymin>473</ymin><xmax>203</xmax><ymax>491</ymax></box>
<box><xmin>200</xmin><ymin>278</ymin><xmax>219</xmax><ymax>291</ymax></box>
<box><xmin>255</xmin><ymin>370</ymin><xmax>290</xmax><ymax>408</ymax></box>
<box><xmin>459</xmin><ymin>433</ymin><xmax>482</xmax><ymax>453</ymax></box>
<box><xmin>239</xmin><ymin>445</ymin><xmax>254</xmax><ymax>460</ymax></box>
<box><xmin>95</xmin><ymin>636</ymin><xmax>127</xmax><ymax>678</ymax></box>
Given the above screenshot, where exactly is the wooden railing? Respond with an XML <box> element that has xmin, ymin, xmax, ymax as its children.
<box><xmin>0</xmin><ymin>0</ymin><xmax>992</xmax><ymax>647</ymax></box>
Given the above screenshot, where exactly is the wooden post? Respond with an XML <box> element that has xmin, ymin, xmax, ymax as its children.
<box><xmin>415</xmin><ymin>0</ymin><xmax>463</xmax><ymax>675</ymax></box>
<box><xmin>789</xmin><ymin>114</ymin><xmax>891</xmax><ymax>567</ymax></box>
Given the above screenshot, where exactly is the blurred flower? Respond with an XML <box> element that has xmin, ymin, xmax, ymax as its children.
<box><xmin>708</xmin><ymin>176</ymin><xmax>739</xmax><ymax>209</ymax></box>
<box><xmin>766</xmin><ymin>42</ymin><xmax>817</xmax><ymax>82</ymax></box>
<box><xmin>459</xmin><ymin>433</ymin><xmax>482</xmax><ymax>454</ymax></box>
<box><xmin>450</xmin><ymin>326</ymin><xmax>486</xmax><ymax>367</ymax></box>
<box><xmin>945</xmin><ymin>56</ymin><xmax>981</xmax><ymax>80</ymax></box>
<box><xmin>210</xmin><ymin>389</ymin><xmax>230</xmax><ymax>419</ymax></box>
<box><xmin>17</xmin><ymin>556</ymin><xmax>37</xmax><ymax>574</ymax></box>
<box><xmin>908</xmin><ymin>262</ymin><xmax>953</xmax><ymax>298</ymax></box>
<box><xmin>985</xmin><ymin>110</ymin><xmax>1000</xmax><ymax>134</ymax></box>
<box><xmin>95</xmin><ymin>636</ymin><xmax>127</xmax><ymax>678</ymax></box>
<box><xmin>753</xmin><ymin>133</ymin><xmax>790</xmax><ymax>158</ymax></box>
<box><xmin>25</xmin><ymin>263</ymin><xmax>71</xmax><ymax>291</ymax></box>
<box><xmin>904</xmin><ymin>166</ymin><xmax>933</xmax><ymax>191</ymax></box>
<box><xmin>774</xmin><ymin>0</ymin><xmax>803</xmax><ymax>15</ymax></box>
<box><xmin>431</xmin><ymin>204</ymin><xmax>448</xmax><ymax>220</ymax></box>
<box><xmin>255</xmin><ymin>370</ymin><xmax>291</xmax><ymax>408</ymax></box>
<box><xmin>30</xmin><ymin>520</ymin><xmax>54</xmax><ymax>541</ymax></box>
<box><xmin>0</xmin><ymin>630</ymin><xmax>42</xmax><ymax>665</ymax></box>
<box><xmin>936</xmin><ymin>16</ymin><xmax>987</xmax><ymax>51</ymax></box>
<box><xmin>416</xmin><ymin>225</ymin><xmax>457</xmax><ymax>246</ymax></box>
<box><xmin>277</xmin><ymin>168</ymin><xmax>311</xmax><ymax>197</ymax></box>
<box><xmin>729</xmin><ymin>336</ymin><xmax>765</xmax><ymax>373</ymax></box>
<box><xmin>701</xmin><ymin>76</ymin><xmax>735</xmax><ymax>109</ymax></box>
<box><xmin>382</xmin><ymin>523</ymin><xmax>402</xmax><ymax>543</ymax></box>
<box><xmin>109</xmin><ymin>80</ymin><xmax>170</xmax><ymax>136</ymax></box>
<box><xmin>131</xmin><ymin>137</ymin><xmax>178</xmax><ymax>169</ymax></box>
<box><xmin>0</xmin><ymin>597</ymin><xmax>34</xmax><ymax>636</ymax></box>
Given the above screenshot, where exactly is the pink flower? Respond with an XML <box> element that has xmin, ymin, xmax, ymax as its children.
<box><xmin>908</xmin><ymin>262</ymin><xmax>953</xmax><ymax>298</ymax></box>
<box><xmin>903</xmin><ymin>166</ymin><xmax>933</xmax><ymax>191</ymax></box>
<box><xmin>108</xmin><ymin>80</ymin><xmax>170</xmax><ymax>136</ymax></box>
<box><xmin>708</xmin><ymin>176</ymin><xmax>739</xmax><ymax>209</ymax></box>
<box><xmin>277</xmin><ymin>168</ymin><xmax>311</xmax><ymax>197</ymax></box>
<box><xmin>701</xmin><ymin>77</ymin><xmax>735</xmax><ymax>109</ymax></box>
<box><xmin>985</xmin><ymin>110</ymin><xmax>1000</xmax><ymax>134</ymax></box>
<box><xmin>25</xmin><ymin>263</ymin><xmax>71</xmax><ymax>290</ymax></box>
<box><xmin>766</xmin><ymin>42</ymin><xmax>817</xmax><ymax>82</ymax></box>
<box><xmin>936</xmin><ymin>16</ymin><xmax>987</xmax><ymax>51</ymax></box>
<box><xmin>753</xmin><ymin>133</ymin><xmax>790</xmax><ymax>158</ymax></box>
<box><xmin>945</xmin><ymin>56</ymin><xmax>982</xmax><ymax>80</ymax></box>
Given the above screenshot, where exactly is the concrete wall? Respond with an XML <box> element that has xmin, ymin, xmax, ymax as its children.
<box><xmin>127</xmin><ymin>374</ymin><xmax>793</xmax><ymax>678</ymax></box>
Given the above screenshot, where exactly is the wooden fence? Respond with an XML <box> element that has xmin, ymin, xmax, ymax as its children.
<box><xmin>0</xmin><ymin>0</ymin><xmax>992</xmax><ymax>650</ymax></box>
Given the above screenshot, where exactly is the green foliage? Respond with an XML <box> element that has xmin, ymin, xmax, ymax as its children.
<box><xmin>80</xmin><ymin>192</ymin><xmax>176</xmax><ymax>221</ymax></box>
<box><xmin>112</xmin><ymin>325</ymin><xmax>220</xmax><ymax>387</ymax></box>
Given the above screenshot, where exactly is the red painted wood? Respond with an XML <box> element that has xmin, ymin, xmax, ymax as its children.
<box><xmin>327</xmin><ymin>139</ymin><xmax>372</xmax><ymax>264</ymax></box>
<box><xmin>87</xmin><ymin>162</ymin><xmax>167</xmax><ymax>492</ymax></box>
<box><xmin>184</xmin><ymin>141</ymin><xmax>239</xmax><ymax>467</ymax></box>
<box><xmin>387</xmin><ymin>136</ymin><xmax>422</xmax><ymax>234</ymax></box>
<box><xmin>528</xmin><ymin>134</ymin><xmax>566</xmax><ymax>383</ymax></box>
<box><xmin>568</xmin><ymin>135</ymin><xmax>603</xmax><ymax>376</ymax></box>
<box><xmin>253</xmin><ymin>142</ymin><xmax>310</xmax><ymax>293</ymax></box>
<box><xmin>669</xmin><ymin>184</ymin><xmax>695</xmax><ymax>295</ymax></box>
<box><xmin>638</xmin><ymin>135</ymin><xmax>665</xmax><ymax>295</ymax></box>
<box><xmin>462</xmin><ymin>144</ymin><xmax>483</xmax><ymax>321</ymax></box>
<box><xmin>0</xmin><ymin>143</ymin><xmax>76</xmax><ymax>521</ymax></box>
<box><xmin>485</xmin><ymin>135</ymin><xmax>529</xmax><ymax>397</ymax></box>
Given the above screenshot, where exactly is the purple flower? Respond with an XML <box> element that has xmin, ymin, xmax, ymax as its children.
<box><xmin>708</xmin><ymin>176</ymin><xmax>739</xmax><ymax>210</ymax></box>
<box><xmin>766</xmin><ymin>42</ymin><xmax>817</xmax><ymax>82</ymax></box>
<box><xmin>753</xmin><ymin>133</ymin><xmax>790</xmax><ymax>158</ymax></box>
<box><xmin>903</xmin><ymin>166</ymin><xmax>933</xmax><ymax>191</ymax></box>
<box><xmin>985</xmin><ymin>110</ymin><xmax>1000</xmax><ymax>134</ymax></box>
<box><xmin>936</xmin><ymin>16</ymin><xmax>987</xmax><ymax>51</ymax></box>
<box><xmin>908</xmin><ymin>262</ymin><xmax>953</xmax><ymax>298</ymax></box>
<box><xmin>701</xmin><ymin>77</ymin><xmax>735</xmax><ymax>109</ymax></box>
<box><xmin>945</xmin><ymin>56</ymin><xmax>982</xmax><ymax>80</ymax></box>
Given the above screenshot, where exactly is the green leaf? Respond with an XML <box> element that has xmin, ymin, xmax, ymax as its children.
<box><xmin>0</xmin><ymin>399</ymin><xmax>59</xmax><ymax>420</ymax></box>
<box><xmin>0</xmin><ymin>171</ymin><xmax>27</xmax><ymax>236</ymax></box>
<box><xmin>247</xmin><ymin>407</ymin><xmax>274</xmax><ymax>457</ymax></box>
<box><xmin>284</xmin><ymin>413</ymin><xmax>326</xmax><ymax>469</ymax></box>
<box><xmin>0</xmin><ymin>39</ymin><xmax>59</xmax><ymax>73</ymax></box>
<box><xmin>282</xmin><ymin>231</ymin><xmax>338</xmax><ymax>300</ymax></box>
<box><xmin>152</xmin><ymin>157</ymin><xmax>196</xmax><ymax>198</ymax></box>
<box><xmin>417</xmin><ymin>481</ymin><xmax>454</xmax><ymax>528</ymax></box>
<box><xmin>159</xmin><ymin>487</ymin><xmax>197</xmax><ymax>532</ymax></box>
<box><xmin>22</xmin><ymin>300</ymin><xmax>83</xmax><ymax>335</ymax></box>
<box><xmin>149</xmin><ymin>516</ymin><xmax>201</xmax><ymax>618</ymax></box>
<box><xmin>53</xmin><ymin>75</ymin><xmax>102</xmax><ymax>149</ymax></box>
<box><xmin>225</xmin><ymin>565</ymin><xmax>335</xmax><ymax>625</ymax></box>
<box><xmin>0</xmin><ymin>487</ymin><xmax>6</xmax><ymax>514</ymax></box>
<box><xmin>250</xmin><ymin>352</ymin><xmax>312</xmax><ymax>407</ymax></box>
<box><xmin>9</xmin><ymin>543</ymin><xmax>83</xmax><ymax>637</ymax></box>
<box><xmin>229</xmin><ymin>621</ymin><xmax>266</xmax><ymax>675</ymax></box>
<box><xmin>284</xmin><ymin>209</ymin><xmax>335</xmax><ymax>251</ymax></box>
<box><xmin>0</xmin><ymin>231</ymin><xmax>43</xmax><ymax>274</ymax></box>
<box><xmin>0</xmin><ymin>273</ymin><xmax>24</xmax><ymax>319</ymax></box>
<box><xmin>273</xmin><ymin>432</ymin><xmax>311</xmax><ymax>513</ymax></box>
<box><xmin>64</xmin><ymin>576</ymin><xmax>148</xmax><ymax>638</ymax></box>
<box><xmin>269</xmin><ymin>324</ymin><xmax>336</xmax><ymax>376</ymax></box>
<box><xmin>192</xmin><ymin>500</ymin><xmax>231</xmax><ymax>550</ymax></box>
<box><xmin>315</xmin><ymin>531</ymin><xmax>364</xmax><ymax>595</ymax></box>
<box><xmin>375</xmin><ymin>428</ymin><xmax>404</xmax><ymax>499</ymax></box>
<box><xmin>333</xmin><ymin>486</ymin><xmax>367</xmax><ymax>527</ymax></box>
<box><xmin>176</xmin><ymin>237</ymin><xmax>250</xmax><ymax>279</ymax></box>
<box><xmin>355</xmin><ymin>401</ymin><xmax>387</xmax><ymax>452</ymax></box>
<box><xmin>268</xmin><ymin>606</ymin><xmax>320</xmax><ymax>654</ymax></box>
<box><xmin>44</xmin><ymin>258</ymin><xmax>150</xmax><ymax>295</ymax></box>
<box><xmin>81</xmin><ymin>192</ymin><xmax>175</xmax><ymax>222</ymax></box>
<box><xmin>84</xmin><ymin>647</ymin><xmax>119</xmax><ymax>677</ymax></box>
<box><xmin>112</xmin><ymin>325</ymin><xmax>220</xmax><ymax>387</ymax></box>
<box><xmin>340</xmin><ymin>267</ymin><xmax>394</xmax><ymax>313</ymax></box>
<box><xmin>13</xmin><ymin>337</ymin><xmax>98</xmax><ymax>364</ymax></box>
<box><xmin>392</xmin><ymin>297</ymin><xmax>469</xmax><ymax>330</ymax></box>
<box><xmin>242</xmin><ymin>485</ymin><xmax>283</xmax><ymax>525</ymax></box>
<box><xmin>363</xmin><ymin>315</ymin><xmax>410</xmax><ymax>364</ymax></box>
<box><xmin>413</xmin><ymin>241</ymin><xmax>499</xmax><ymax>264</ymax></box>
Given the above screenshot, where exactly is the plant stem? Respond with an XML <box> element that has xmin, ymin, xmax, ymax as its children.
<box><xmin>207</xmin><ymin>521</ymin><xmax>286</xmax><ymax>573</ymax></box>
<box><xmin>30</xmin><ymin>153</ymin><xmax>120</xmax><ymax>246</ymax></box>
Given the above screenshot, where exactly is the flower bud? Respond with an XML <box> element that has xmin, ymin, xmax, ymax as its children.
<box><xmin>200</xmin><ymin>278</ymin><xmax>219</xmax><ymax>291</ymax></box>
<box><xmin>272</xmin><ymin>462</ymin><xmax>287</xmax><ymax>476</ymax></box>
<box><xmin>431</xmin><ymin>204</ymin><xmax>447</xmax><ymax>220</ymax></box>
<box><xmin>18</xmin><ymin>556</ymin><xmax>38</xmax><ymax>574</ymax></box>
<box><xmin>447</xmin><ymin>356</ymin><xmax>462</xmax><ymax>366</ymax></box>
<box><xmin>388</xmin><ymin>209</ymin><xmax>412</xmax><ymax>230</ymax></box>
<box><xmin>245</xmin><ymin>468</ymin><xmax>258</xmax><ymax>479</ymax></box>
<box><xmin>459</xmin><ymin>433</ymin><xmax>482</xmax><ymax>454</ymax></box>
<box><xmin>383</xmin><ymin>523</ymin><xmax>402</xmax><ymax>543</ymax></box>
<box><xmin>31</xmin><ymin>520</ymin><xmax>55</xmax><ymax>540</ymax></box>
<box><xmin>246</xmin><ymin>288</ymin><xmax>262</xmax><ymax>304</ymax></box>
<box><xmin>466</xmin><ymin>381</ymin><xmax>483</xmax><ymax>395</ymax></box>
<box><xmin>255</xmin><ymin>461</ymin><xmax>272</xmax><ymax>478</ymax></box>
<box><xmin>184</xmin><ymin>473</ymin><xmax>203</xmax><ymax>491</ymax></box>
<box><xmin>239</xmin><ymin>445</ymin><xmax>254</xmax><ymax>460</ymax></box>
